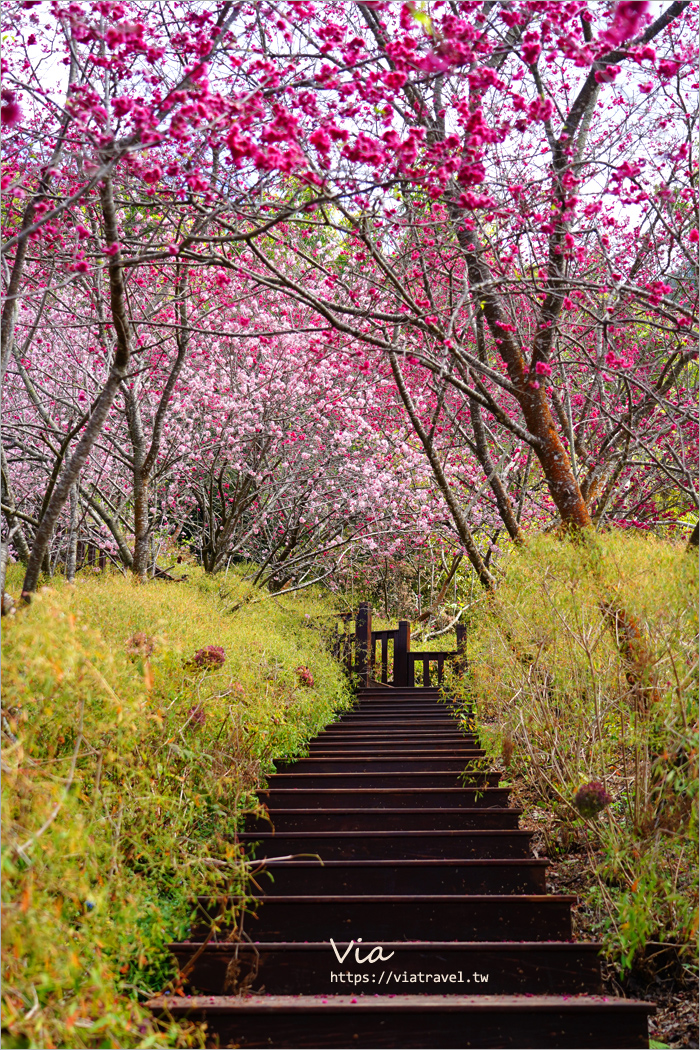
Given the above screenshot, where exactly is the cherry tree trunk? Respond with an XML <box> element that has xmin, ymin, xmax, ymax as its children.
<box><xmin>66</xmin><ymin>484</ymin><xmax>78</xmax><ymax>584</ymax></box>
<box><xmin>21</xmin><ymin>371</ymin><xmax>126</xmax><ymax>595</ymax></box>
<box><xmin>21</xmin><ymin>175</ymin><xmax>132</xmax><ymax>597</ymax></box>
<box><xmin>132</xmin><ymin>473</ymin><xmax>150</xmax><ymax>582</ymax></box>
<box><xmin>459</xmin><ymin>230</ymin><xmax>592</xmax><ymax>531</ymax></box>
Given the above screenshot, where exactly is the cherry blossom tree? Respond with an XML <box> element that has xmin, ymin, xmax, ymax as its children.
<box><xmin>1</xmin><ymin>0</ymin><xmax>326</xmax><ymax>593</ymax></box>
<box><xmin>219</xmin><ymin>0</ymin><xmax>697</xmax><ymax>581</ymax></box>
<box><xmin>2</xmin><ymin>254</ymin><xmax>435</xmax><ymax>591</ymax></box>
<box><xmin>158</xmin><ymin>293</ymin><xmax>435</xmax><ymax>587</ymax></box>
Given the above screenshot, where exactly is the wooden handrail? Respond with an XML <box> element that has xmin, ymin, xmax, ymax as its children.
<box><xmin>332</xmin><ymin>608</ymin><xmax>467</xmax><ymax>689</ymax></box>
<box><xmin>370</xmin><ymin>628</ymin><xmax>399</xmax><ymax>685</ymax></box>
<box><xmin>408</xmin><ymin>650</ymin><xmax>459</xmax><ymax>687</ymax></box>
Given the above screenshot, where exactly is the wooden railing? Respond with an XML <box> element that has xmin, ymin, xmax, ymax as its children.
<box><xmin>332</xmin><ymin>602</ymin><xmax>467</xmax><ymax>689</ymax></box>
<box><xmin>76</xmin><ymin>541</ymin><xmax>107</xmax><ymax>570</ymax></box>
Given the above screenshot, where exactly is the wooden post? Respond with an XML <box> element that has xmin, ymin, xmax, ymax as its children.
<box><xmin>455</xmin><ymin>624</ymin><xmax>468</xmax><ymax>672</ymax></box>
<box><xmin>355</xmin><ymin>602</ymin><xmax>372</xmax><ymax>688</ymax></box>
<box><xmin>381</xmin><ymin>634</ymin><xmax>389</xmax><ymax>684</ymax></box>
<box><xmin>394</xmin><ymin>620</ymin><xmax>410</xmax><ymax>687</ymax></box>
<box><xmin>345</xmin><ymin>635</ymin><xmax>353</xmax><ymax>677</ymax></box>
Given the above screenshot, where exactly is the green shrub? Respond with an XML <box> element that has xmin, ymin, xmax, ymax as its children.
<box><xmin>1</xmin><ymin>568</ymin><xmax>351</xmax><ymax>1049</ymax></box>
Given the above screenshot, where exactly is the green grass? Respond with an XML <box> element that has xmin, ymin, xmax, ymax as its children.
<box><xmin>1</xmin><ymin>567</ymin><xmax>352</xmax><ymax>1049</ymax></box>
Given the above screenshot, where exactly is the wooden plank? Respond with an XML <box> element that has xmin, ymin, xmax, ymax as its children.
<box><xmin>149</xmin><ymin>994</ymin><xmax>654</xmax><ymax>1049</ymax></box>
<box><xmin>238</xmin><ymin>829</ymin><xmax>533</xmax><ymax>860</ymax></box>
<box><xmin>166</xmin><ymin>941</ymin><xmax>603</xmax><ymax>997</ymax></box>
<box><xmin>189</xmin><ymin>894</ymin><xmax>575</xmax><ymax>942</ymax></box>
<box><xmin>256</xmin><ymin>787</ymin><xmax>511</xmax><ymax>809</ymax></box>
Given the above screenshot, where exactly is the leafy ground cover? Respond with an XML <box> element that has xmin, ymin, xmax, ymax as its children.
<box><xmin>452</xmin><ymin>532</ymin><xmax>698</xmax><ymax>1047</ymax></box>
<box><xmin>1</xmin><ymin>567</ymin><xmax>351</xmax><ymax>1049</ymax></box>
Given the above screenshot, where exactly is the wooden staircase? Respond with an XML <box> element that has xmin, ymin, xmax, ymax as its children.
<box><xmin>150</xmin><ymin>680</ymin><xmax>654</xmax><ymax>1048</ymax></box>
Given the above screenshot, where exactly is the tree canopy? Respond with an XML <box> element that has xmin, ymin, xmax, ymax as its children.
<box><xmin>1</xmin><ymin>0</ymin><xmax>697</xmax><ymax>597</ymax></box>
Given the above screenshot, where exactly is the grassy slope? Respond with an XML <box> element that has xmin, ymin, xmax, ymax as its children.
<box><xmin>1</xmin><ymin>567</ymin><xmax>351</xmax><ymax>1050</ymax></box>
<box><xmin>454</xmin><ymin>532</ymin><xmax>698</xmax><ymax>982</ymax></box>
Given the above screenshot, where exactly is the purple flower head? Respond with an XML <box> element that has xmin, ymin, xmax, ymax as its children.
<box><xmin>295</xmin><ymin>665</ymin><xmax>314</xmax><ymax>687</ymax></box>
<box><xmin>574</xmin><ymin>780</ymin><xmax>613</xmax><ymax>819</ymax></box>
<box><xmin>192</xmin><ymin>645</ymin><xmax>226</xmax><ymax>669</ymax></box>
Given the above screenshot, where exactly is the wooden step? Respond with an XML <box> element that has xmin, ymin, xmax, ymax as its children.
<box><xmin>311</xmin><ymin>748</ymin><xmax>478</xmax><ymax>758</ymax></box>
<box><xmin>266</xmin><ymin>772</ymin><xmax>501</xmax><ymax>789</ymax></box>
<box><xmin>256</xmin><ymin>787</ymin><xmax>512</xmax><ymax>809</ymax></box>
<box><xmin>337</xmin><ymin>706</ymin><xmax>461</xmax><ymax>715</ymax></box>
<box><xmin>309</xmin><ymin>736</ymin><xmax>479</xmax><ymax>747</ymax></box>
<box><xmin>359</xmin><ymin>686</ymin><xmax>444</xmax><ymax>690</ymax></box>
<box><xmin>190</xmin><ymin>894</ymin><xmax>574</xmax><ymax>941</ymax></box>
<box><xmin>319</xmin><ymin>730</ymin><xmax>471</xmax><ymax>740</ymax></box>
<box><xmin>346</xmin><ymin>706</ymin><xmax>461</xmax><ymax>715</ymax></box>
<box><xmin>275</xmin><ymin>755</ymin><xmax>486</xmax><ymax>773</ymax></box>
<box><xmin>348</xmin><ymin>704</ymin><xmax>462</xmax><ymax>712</ymax></box>
<box><xmin>332</xmin><ymin>723</ymin><xmax>465</xmax><ymax>732</ymax></box>
<box><xmin>341</xmin><ymin>706</ymin><xmax>466</xmax><ymax>713</ymax></box>
<box><xmin>166</xmin><ymin>940</ymin><xmax>602</xmax><ymax>997</ymax></box>
<box><xmin>337</xmin><ymin>714</ymin><xmax>461</xmax><ymax>724</ymax></box>
<box><xmin>238</xmin><ymin>829</ymin><xmax>533</xmax><ymax>859</ymax></box>
<box><xmin>339</xmin><ymin>721</ymin><xmax>465</xmax><ymax>726</ymax></box>
<box><xmin>340</xmin><ymin>722</ymin><xmax>468</xmax><ymax>730</ymax></box>
<box><xmin>246</xmin><ymin>807</ymin><xmax>521</xmax><ymax>831</ymax></box>
<box><xmin>351</xmin><ymin>696</ymin><xmax>453</xmax><ymax>703</ymax></box>
<box><xmin>348</xmin><ymin>698</ymin><xmax>458</xmax><ymax>705</ymax></box>
<box><xmin>149</xmin><ymin>993</ymin><xmax>654</xmax><ymax>1048</ymax></box>
<box><xmin>248</xmin><ymin>858</ymin><xmax>548</xmax><ymax>895</ymax></box>
<box><xmin>316</xmin><ymin>732</ymin><xmax>474</xmax><ymax>743</ymax></box>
